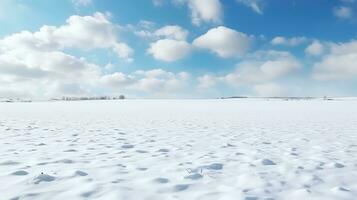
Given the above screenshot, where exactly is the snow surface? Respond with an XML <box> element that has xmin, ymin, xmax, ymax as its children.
<box><xmin>0</xmin><ymin>99</ymin><xmax>357</xmax><ymax>200</ymax></box>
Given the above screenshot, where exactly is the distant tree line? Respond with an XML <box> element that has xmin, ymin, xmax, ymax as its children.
<box><xmin>60</xmin><ymin>95</ymin><xmax>125</xmax><ymax>101</ymax></box>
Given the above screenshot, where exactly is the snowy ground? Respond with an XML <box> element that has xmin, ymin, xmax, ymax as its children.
<box><xmin>0</xmin><ymin>99</ymin><xmax>357</xmax><ymax>200</ymax></box>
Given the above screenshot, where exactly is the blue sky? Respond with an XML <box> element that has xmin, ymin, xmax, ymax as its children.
<box><xmin>0</xmin><ymin>0</ymin><xmax>357</xmax><ymax>99</ymax></box>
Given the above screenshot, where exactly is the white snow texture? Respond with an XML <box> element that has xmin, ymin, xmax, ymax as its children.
<box><xmin>0</xmin><ymin>99</ymin><xmax>357</xmax><ymax>200</ymax></box>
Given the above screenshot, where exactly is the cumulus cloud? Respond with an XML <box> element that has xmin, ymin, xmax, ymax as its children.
<box><xmin>174</xmin><ymin>0</ymin><xmax>223</xmax><ymax>26</ymax></box>
<box><xmin>189</xmin><ymin>0</ymin><xmax>223</xmax><ymax>25</ymax></box>
<box><xmin>333</xmin><ymin>6</ymin><xmax>353</xmax><ymax>19</ymax></box>
<box><xmin>193</xmin><ymin>26</ymin><xmax>252</xmax><ymax>58</ymax></box>
<box><xmin>100</xmin><ymin>72</ymin><xmax>135</xmax><ymax>88</ymax></box>
<box><xmin>197</xmin><ymin>75</ymin><xmax>219</xmax><ymax>89</ymax></box>
<box><xmin>0</xmin><ymin>57</ymin><xmax>101</xmax><ymax>98</ymax></box>
<box><xmin>313</xmin><ymin>54</ymin><xmax>357</xmax><ymax>80</ymax></box>
<box><xmin>0</xmin><ymin>12</ymin><xmax>137</xmax><ymax>98</ymax></box>
<box><xmin>147</xmin><ymin>39</ymin><xmax>191</xmax><ymax>62</ymax></box>
<box><xmin>131</xmin><ymin>20</ymin><xmax>157</xmax><ymax>39</ymax></box>
<box><xmin>236</xmin><ymin>0</ymin><xmax>263</xmax><ymax>14</ymax></box>
<box><xmin>305</xmin><ymin>41</ymin><xmax>325</xmax><ymax>56</ymax></box>
<box><xmin>0</xmin><ymin>54</ymin><xmax>48</xmax><ymax>80</ymax></box>
<box><xmin>154</xmin><ymin>0</ymin><xmax>223</xmax><ymax>25</ymax></box>
<box><xmin>154</xmin><ymin>25</ymin><xmax>189</xmax><ymax>41</ymax></box>
<box><xmin>133</xmin><ymin>70</ymin><xmax>190</xmax><ymax>92</ymax></box>
<box><xmin>271</xmin><ymin>36</ymin><xmax>307</xmax><ymax>46</ymax></box>
<box><xmin>134</xmin><ymin>24</ymin><xmax>189</xmax><ymax>42</ymax></box>
<box><xmin>100</xmin><ymin>69</ymin><xmax>191</xmax><ymax>94</ymax></box>
<box><xmin>0</xmin><ymin>44</ymin><xmax>102</xmax><ymax>97</ymax></box>
<box><xmin>112</xmin><ymin>43</ymin><xmax>134</xmax><ymax>62</ymax></box>
<box><xmin>196</xmin><ymin>50</ymin><xmax>301</xmax><ymax>95</ymax></box>
<box><xmin>0</xmin><ymin>43</ymin><xmax>100</xmax><ymax>78</ymax></box>
<box><xmin>253</xmin><ymin>83</ymin><xmax>285</xmax><ymax>97</ymax></box>
<box><xmin>0</xmin><ymin>12</ymin><xmax>133</xmax><ymax>61</ymax></box>
<box><xmin>135</xmin><ymin>24</ymin><xmax>192</xmax><ymax>62</ymax></box>
<box><xmin>313</xmin><ymin>40</ymin><xmax>357</xmax><ymax>81</ymax></box>
<box><xmin>0</xmin><ymin>40</ymin><xmax>190</xmax><ymax>98</ymax></box>
<box><xmin>225</xmin><ymin>54</ymin><xmax>301</xmax><ymax>86</ymax></box>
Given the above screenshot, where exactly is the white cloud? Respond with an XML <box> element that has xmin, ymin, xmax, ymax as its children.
<box><xmin>253</xmin><ymin>83</ymin><xmax>285</xmax><ymax>97</ymax></box>
<box><xmin>313</xmin><ymin>40</ymin><xmax>357</xmax><ymax>81</ymax></box>
<box><xmin>138</xmin><ymin>20</ymin><xmax>156</xmax><ymax>29</ymax></box>
<box><xmin>0</xmin><ymin>49</ymin><xmax>102</xmax><ymax>98</ymax></box>
<box><xmin>236</xmin><ymin>0</ymin><xmax>263</xmax><ymax>14</ymax></box>
<box><xmin>0</xmin><ymin>48</ymin><xmax>100</xmax><ymax>79</ymax></box>
<box><xmin>271</xmin><ymin>36</ymin><xmax>307</xmax><ymax>46</ymax></box>
<box><xmin>330</xmin><ymin>40</ymin><xmax>357</xmax><ymax>54</ymax></box>
<box><xmin>195</xmin><ymin>50</ymin><xmax>301</xmax><ymax>93</ymax></box>
<box><xmin>0</xmin><ymin>12</ymin><xmax>133</xmax><ymax>61</ymax></box>
<box><xmin>147</xmin><ymin>39</ymin><xmax>191</xmax><ymax>61</ymax></box>
<box><xmin>0</xmin><ymin>87</ymin><xmax>33</xmax><ymax>99</ymax></box>
<box><xmin>305</xmin><ymin>41</ymin><xmax>325</xmax><ymax>56</ymax></box>
<box><xmin>0</xmin><ymin>50</ymin><xmax>188</xmax><ymax>98</ymax></box>
<box><xmin>193</xmin><ymin>26</ymin><xmax>252</xmax><ymax>58</ymax></box>
<box><xmin>152</xmin><ymin>0</ymin><xmax>223</xmax><ymax>26</ymax></box>
<box><xmin>333</xmin><ymin>6</ymin><xmax>353</xmax><ymax>19</ymax></box>
<box><xmin>197</xmin><ymin>74</ymin><xmax>219</xmax><ymax>89</ymax></box>
<box><xmin>132</xmin><ymin>20</ymin><xmax>157</xmax><ymax>40</ymax></box>
<box><xmin>0</xmin><ymin>38</ymin><xmax>191</xmax><ymax>97</ymax></box>
<box><xmin>100</xmin><ymin>72</ymin><xmax>135</xmax><ymax>88</ymax></box>
<box><xmin>134</xmin><ymin>74</ymin><xmax>188</xmax><ymax>93</ymax></box>
<box><xmin>101</xmin><ymin>69</ymin><xmax>191</xmax><ymax>94</ymax></box>
<box><xmin>174</xmin><ymin>0</ymin><xmax>223</xmax><ymax>26</ymax></box>
<box><xmin>189</xmin><ymin>0</ymin><xmax>223</xmax><ymax>25</ymax></box>
<box><xmin>225</xmin><ymin>56</ymin><xmax>301</xmax><ymax>86</ymax></box>
<box><xmin>134</xmin><ymin>30</ymin><xmax>155</xmax><ymax>39</ymax></box>
<box><xmin>71</xmin><ymin>0</ymin><xmax>92</xmax><ymax>6</ymax></box>
<box><xmin>154</xmin><ymin>25</ymin><xmax>189</xmax><ymax>41</ymax></box>
<box><xmin>0</xmin><ymin>13</ymin><xmax>137</xmax><ymax>98</ymax></box>
<box><xmin>52</xmin><ymin>13</ymin><xmax>116</xmax><ymax>49</ymax></box>
<box><xmin>313</xmin><ymin>54</ymin><xmax>357</xmax><ymax>80</ymax></box>
<box><xmin>113</xmin><ymin>43</ymin><xmax>134</xmax><ymax>62</ymax></box>
<box><xmin>134</xmin><ymin>24</ymin><xmax>191</xmax><ymax>62</ymax></box>
<box><xmin>0</xmin><ymin>54</ymin><xmax>49</xmax><ymax>79</ymax></box>
<box><xmin>131</xmin><ymin>23</ymin><xmax>189</xmax><ymax>50</ymax></box>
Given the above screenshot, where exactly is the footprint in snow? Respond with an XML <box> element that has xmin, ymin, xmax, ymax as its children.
<box><xmin>136</xmin><ymin>150</ymin><xmax>148</xmax><ymax>153</ymax></box>
<box><xmin>32</xmin><ymin>173</ymin><xmax>55</xmax><ymax>184</ymax></box>
<box><xmin>185</xmin><ymin>173</ymin><xmax>203</xmax><ymax>180</ymax></box>
<box><xmin>334</xmin><ymin>163</ymin><xmax>345</xmax><ymax>168</ymax></box>
<box><xmin>206</xmin><ymin>163</ymin><xmax>223</xmax><ymax>170</ymax></box>
<box><xmin>153</xmin><ymin>177</ymin><xmax>169</xmax><ymax>184</ymax></box>
<box><xmin>174</xmin><ymin>184</ymin><xmax>190</xmax><ymax>192</ymax></box>
<box><xmin>63</xmin><ymin>149</ymin><xmax>77</xmax><ymax>152</ymax></box>
<box><xmin>12</xmin><ymin>170</ymin><xmax>29</xmax><ymax>176</ymax></box>
<box><xmin>75</xmin><ymin>170</ymin><xmax>88</xmax><ymax>176</ymax></box>
<box><xmin>136</xmin><ymin>167</ymin><xmax>147</xmax><ymax>171</ymax></box>
<box><xmin>0</xmin><ymin>160</ymin><xmax>20</xmax><ymax>166</ymax></box>
<box><xmin>261</xmin><ymin>159</ymin><xmax>276</xmax><ymax>165</ymax></box>
<box><xmin>157</xmin><ymin>148</ymin><xmax>170</xmax><ymax>153</ymax></box>
<box><xmin>332</xmin><ymin>186</ymin><xmax>351</xmax><ymax>192</ymax></box>
<box><xmin>121</xmin><ymin>144</ymin><xmax>134</xmax><ymax>149</ymax></box>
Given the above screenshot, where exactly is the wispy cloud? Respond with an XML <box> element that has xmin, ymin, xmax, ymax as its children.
<box><xmin>236</xmin><ymin>0</ymin><xmax>264</xmax><ymax>14</ymax></box>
